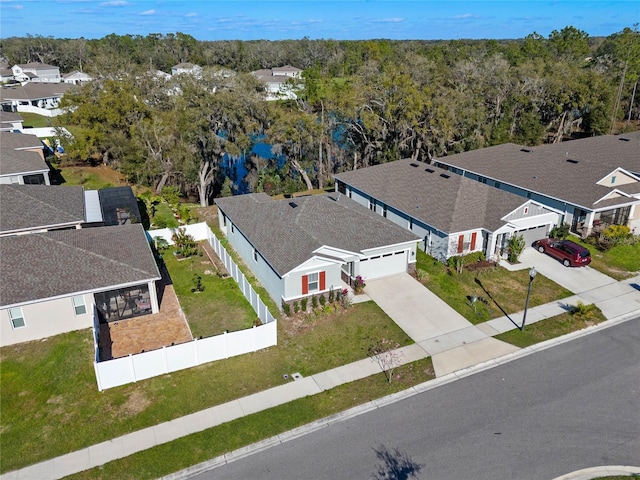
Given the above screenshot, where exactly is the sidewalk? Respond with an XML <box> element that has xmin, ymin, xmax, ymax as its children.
<box><xmin>4</xmin><ymin>276</ymin><xmax>640</xmax><ymax>480</ymax></box>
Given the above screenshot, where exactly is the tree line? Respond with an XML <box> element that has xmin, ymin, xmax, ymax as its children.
<box><xmin>1</xmin><ymin>26</ymin><xmax>639</xmax><ymax>205</ymax></box>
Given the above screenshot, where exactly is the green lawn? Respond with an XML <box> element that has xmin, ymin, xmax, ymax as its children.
<box><xmin>570</xmin><ymin>237</ymin><xmax>640</xmax><ymax>280</ymax></box>
<box><xmin>18</xmin><ymin>112</ymin><xmax>51</xmax><ymax>128</ymax></box>
<box><xmin>415</xmin><ymin>250</ymin><xmax>574</xmax><ymax>323</ymax></box>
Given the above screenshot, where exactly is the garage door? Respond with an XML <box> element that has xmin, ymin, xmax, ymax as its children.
<box><xmin>517</xmin><ymin>225</ymin><xmax>548</xmax><ymax>248</ymax></box>
<box><xmin>358</xmin><ymin>250</ymin><xmax>408</xmax><ymax>280</ymax></box>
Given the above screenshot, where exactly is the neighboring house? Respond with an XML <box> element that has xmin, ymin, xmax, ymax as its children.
<box><xmin>0</xmin><ymin>224</ymin><xmax>162</xmax><ymax>347</ymax></box>
<box><xmin>335</xmin><ymin>159</ymin><xmax>561</xmax><ymax>262</ymax></box>
<box><xmin>433</xmin><ymin>132</ymin><xmax>640</xmax><ymax>237</ymax></box>
<box><xmin>0</xmin><ymin>111</ymin><xmax>23</xmax><ymax>132</ymax></box>
<box><xmin>0</xmin><ymin>61</ymin><xmax>14</xmax><ymax>83</ymax></box>
<box><xmin>215</xmin><ymin>192</ymin><xmax>420</xmax><ymax>307</ymax></box>
<box><xmin>0</xmin><ymin>131</ymin><xmax>50</xmax><ymax>185</ymax></box>
<box><xmin>0</xmin><ymin>82</ymin><xmax>74</xmax><ymax>114</ymax></box>
<box><xmin>62</xmin><ymin>71</ymin><xmax>93</xmax><ymax>85</ymax></box>
<box><xmin>11</xmin><ymin>62</ymin><xmax>61</xmax><ymax>83</ymax></box>
<box><xmin>171</xmin><ymin>62</ymin><xmax>203</xmax><ymax>77</ymax></box>
<box><xmin>0</xmin><ymin>184</ymin><xmax>85</xmax><ymax>236</ymax></box>
<box><xmin>251</xmin><ymin>65</ymin><xmax>303</xmax><ymax>101</ymax></box>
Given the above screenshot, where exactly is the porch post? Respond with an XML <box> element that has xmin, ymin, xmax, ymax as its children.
<box><xmin>148</xmin><ymin>281</ymin><xmax>159</xmax><ymax>313</ymax></box>
<box><xmin>584</xmin><ymin>211</ymin><xmax>596</xmax><ymax>237</ymax></box>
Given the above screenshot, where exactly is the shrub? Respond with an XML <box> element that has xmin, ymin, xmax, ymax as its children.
<box><xmin>549</xmin><ymin>223</ymin><xmax>570</xmax><ymax>239</ymax></box>
<box><xmin>507</xmin><ymin>234</ymin><xmax>526</xmax><ymax>263</ymax></box>
<box><xmin>161</xmin><ymin>186</ymin><xmax>181</xmax><ymax>208</ymax></box>
<box><xmin>172</xmin><ymin>229</ymin><xmax>197</xmax><ymax>257</ymax></box>
<box><xmin>319</xmin><ymin>294</ymin><xmax>326</xmax><ymax>306</ymax></box>
<box><xmin>603</xmin><ymin>224</ymin><xmax>631</xmax><ymax>240</ymax></box>
<box><xmin>282</xmin><ymin>301</ymin><xmax>291</xmax><ymax>317</ymax></box>
<box><xmin>293</xmin><ymin>301</ymin><xmax>300</xmax><ymax>314</ymax></box>
<box><xmin>354</xmin><ymin>275</ymin><xmax>366</xmax><ymax>294</ymax></box>
<box><xmin>328</xmin><ymin>288</ymin><xmax>335</xmax><ymax>303</ymax></box>
<box><xmin>191</xmin><ymin>274</ymin><xmax>204</xmax><ymax>293</ymax></box>
<box><xmin>301</xmin><ymin>297</ymin><xmax>308</xmax><ymax>311</ymax></box>
<box><xmin>570</xmin><ymin>301</ymin><xmax>597</xmax><ymax>319</ymax></box>
<box><xmin>311</xmin><ymin>295</ymin><xmax>318</xmax><ymax>309</ymax></box>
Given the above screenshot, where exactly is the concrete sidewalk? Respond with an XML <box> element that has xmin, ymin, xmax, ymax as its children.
<box><xmin>4</xmin><ymin>276</ymin><xmax>640</xmax><ymax>479</ymax></box>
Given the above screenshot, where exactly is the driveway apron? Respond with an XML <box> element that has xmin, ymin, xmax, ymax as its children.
<box><xmin>364</xmin><ymin>273</ymin><xmax>520</xmax><ymax>376</ymax></box>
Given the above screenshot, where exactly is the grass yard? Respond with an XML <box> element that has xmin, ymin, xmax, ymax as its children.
<box><xmin>65</xmin><ymin>357</ymin><xmax>435</xmax><ymax>480</ymax></box>
<box><xmin>495</xmin><ymin>304</ymin><xmax>607</xmax><ymax>348</ymax></box>
<box><xmin>569</xmin><ymin>237</ymin><xmax>640</xmax><ymax>280</ymax></box>
<box><xmin>415</xmin><ymin>250</ymin><xmax>573</xmax><ymax>324</ymax></box>
<box><xmin>162</xmin><ymin>246</ymin><xmax>256</xmax><ymax>337</ymax></box>
<box><xmin>18</xmin><ymin>112</ymin><xmax>52</xmax><ymax>128</ymax></box>
<box><xmin>0</xmin><ymin>296</ymin><xmax>408</xmax><ymax>473</ymax></box>
<box><xmin>51</xmin><ymin>164</ymin><xmax>127</xmax><ymax>190</ymax></box>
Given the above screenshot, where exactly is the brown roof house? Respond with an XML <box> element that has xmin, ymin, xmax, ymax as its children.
<box><xmin>433</xmin><ymin>132</ymin><xmax>640</xmax><ymax>237</ymax></box>
<box><xmin>0</xmin><ymin>224</ymin><xmax>161</xmax><ymax>346</ymax></box>
<box><xmin>215</xmin><ymin>192</ymin><xmax>420</xmax><ymax>307</ymax></box>
<box><xmin>335</xmin><ymin>159</ymin><xmax>562</xmax><ymax>262</ymax></box>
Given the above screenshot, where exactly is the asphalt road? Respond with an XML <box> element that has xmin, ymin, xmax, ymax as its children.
<box><xmin>192</xmin><ymin>318</ymin><xmax>640</xmax><ymax>480</ymax></box>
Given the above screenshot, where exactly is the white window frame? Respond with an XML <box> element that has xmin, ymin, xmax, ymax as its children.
<box><xmin>9</xmin><ymin>307</ymin><xmax>25</xmax><ymax>329</ymax></box>
<box><xmin>72</xmin><ymin>295</ymin><xmax>87</xmax><ymax>316</ymax></box>
<box><xmin>307</xmin><ymin>272</ymin><xmax>319</xmax><ymax>292</ymax></box>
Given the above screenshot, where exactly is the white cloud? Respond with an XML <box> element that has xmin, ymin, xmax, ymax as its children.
<box><xmin>100</xmin><ymin>1</ymin><xmax>129</xmax><ymax>6</ymax></box>
<box><xmin>185</xmin><ymin>12</ymin><xmax>198</xmax><ymax>18</ymax></box>
<box><xmin>140</xmin><ymin>9</ymin><xmax>155</xmax><ymax>15</ymax></box>
<box><xmin>373</xmin><ymin>17</ymin><xmax>404</xmax><ymax>23</ymax></box>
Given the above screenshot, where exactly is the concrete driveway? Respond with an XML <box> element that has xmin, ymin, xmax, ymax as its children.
<box><xmin>514</xmin><ymin>247</ymin><xmax>617</xmax><ymax>294</ymax></box>
<box><xmin>364</xmin><ymin>273</ymin><xmax>520</xmax><ymax>376</ymax></box>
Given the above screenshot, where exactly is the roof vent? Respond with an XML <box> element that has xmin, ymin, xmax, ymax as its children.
<box><xmin>425</xmin><ymin>168</ymin><xmax>435</xmax><ymax>173</ymax></box>
<box><xmin>440</xmin><ymin>173</ymin><xmax>450</xmax><ymax>179</ymax></box>
<box><xmin>619</xmin><ymin>137</ymin><xmax>630</xmax><ymax>142</ymax></box>
<box><xmin>566</xmin><ymin>159</ymin><xmax>579</xmax><ymax>164</ymax></box>
<box><xmin>410</xmin><ymin>163</ymin><xmax>419</xmax><ymax>168</ymax></box>
<box><xmin>520</xmin><ymin>148</ymin><xmax>531</xmax><ymax>153</ymax></box>
<box><xmin>288</xmin><ymin>201</ymin><xmax>298</xmax><ymax>208</ymax></box>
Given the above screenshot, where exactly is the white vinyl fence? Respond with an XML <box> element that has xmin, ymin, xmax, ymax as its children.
<box><xmin>93</xmin><ymin>223</ymin><xmax>277</xmax><ymax>391</ymax></box>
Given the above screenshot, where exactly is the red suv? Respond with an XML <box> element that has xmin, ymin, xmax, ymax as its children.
<box><xmin>533</xmin><ymin>238</ymin><xmax>592</xmax><ymax>267</ymax></box>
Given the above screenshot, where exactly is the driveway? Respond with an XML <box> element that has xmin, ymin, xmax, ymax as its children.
<box><xmin>513</xmin><ymin>247</ymin><xmax>617</xmax><ymax>294</ymax></box>
<box><xmin>364</xmin><ymin>273</ymin><xmax>519</xmax><ymax>376</ymax></box>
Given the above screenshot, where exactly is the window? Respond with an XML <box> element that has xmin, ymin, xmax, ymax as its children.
<box><xmin>383</xmin><ymin>205</ymin><xmax>387</xmax><ymax>218</ymax></box>
<box><xmin>253</xmin><ymin>248</ymin><xmax>258</xmax><ymax>262</ymax></box>
<box><xmin>231</xmin><ymin>224</ymin><xmax>234</xmax><ymax>233</ymax></box>
<box><xmin>308</xmin><ymin>272</ymin><xmax>319</xmax><ymax>292</ymax></box>
<box><xmin>523</xmin><ymin>206</ymin><xmax>529</xmax><ymax>215</ymax></box>
<box><xmin>369</xmin><ymin>198</ymin><xmax>376</xmax><ymax>212</ymax></box>
<box><xmin>72</xmin><ymin>295</ymin><xmax>87</xmax><ymax>315</ymax></box>
<box><xmin>9</xmin><ymin>307</ymin><xmax>25</xmax><ymax>329</ymax></box>
<box><xmin>611</xmin><ymin>176</ymin><xmax>616</xmax><ymax>184</ymax></box>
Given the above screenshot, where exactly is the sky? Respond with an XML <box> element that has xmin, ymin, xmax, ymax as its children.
<box><xmin>0</xmin><ymin>0</ymin><xmax>637</xmax><ymax>41</ymax></box>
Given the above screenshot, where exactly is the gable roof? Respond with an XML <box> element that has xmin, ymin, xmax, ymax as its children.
<box><xmin>434</xmin><ymin>132</ymin><xmax>640</xmax><ymax>210</ymax></box>
<box><xmin>335</xmin><ymin>158</ymin><xmax>529</xmax><ymax>234</ymax></box>
<box><xmin>14</xmin><ymin>62</ymin><xmax>59</xmax><ymax>71</ymax></box>
<box><xmin>215</xmin><ymin>193</ymin><xmax>419</xmax><ymax>276</ymax></box>
<box><xmin>0</xmin><ymin>82</ymin><xmax>74</xmax><ymax>102</ymax></box>
<box><xmin>0</xmin><ymin>184</ymin><xmax>85</xmax><ymax>234</ymax></box>
<box><xmin>0</xmin><ymin>224</ymin><xmax>161</xmax><ymax>307</ymax></box>
<box><xmin>0</xmin><ymin>132</ymin><xmax>47</xmax><ymax>177</ymax></box>
<box><xmin>0</xmin><ymin>131</ymin><xmax>43</xmax><ymax>150</ymax></box>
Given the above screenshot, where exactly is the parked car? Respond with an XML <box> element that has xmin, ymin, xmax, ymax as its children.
<box><xmin>533</xmin><ymin>238</ymin><xmax>592</xmax><ymax>267</ymax></box>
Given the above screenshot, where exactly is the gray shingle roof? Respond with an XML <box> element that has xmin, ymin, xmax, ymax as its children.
<box><xmin>335</xmin><ymin>159</ymin><xmax>528</xmax><ymax>234</ymax></box>
<box><xmin>0</xmin><ymin>184</ymin><xmax>85</xmax><ymax>233</ymax></box>
<box><xmin>0</xmin><ymin>82</ymin><xmax>74</xmax><ymax>102</ymax></box>
<box><xmin>0</xmin><ymin>131</ymin><xmax>43</xmax><ymax>150</ymax></box>
<box><xmin>435</xmin><ymin>132</ymin><xmax>640</xmax><ymax>210</ymax></box>
<box><xmin>0</xmin><ymin>132</ymin><xmax>47</xmax><ymax>177</ymax></box>
<box><xmin>0</xmin><ymin>224</ymin><xmax>161</xmax><ymax>307</ymax></box>
<box><xmin>215</xmin><ymin>193</ymin><xmax>420</xmax><ymax>276</ymax></box>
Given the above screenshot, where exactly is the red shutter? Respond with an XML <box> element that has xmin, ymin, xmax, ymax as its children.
<box><xmin>319</xmin><ymin>271</ymin><xmax>326</xmax><ymax>290</ymax></box>
<box><xmin>457</xmin><ymin>235</ymin><xmax>464</xmax><ymax>253</ymax></box>
<box><xmin>301</xmin><ymin>275</ymin><xmax>308</xmax><ymax>295</ymax></box>
<box><xmin>470</xmin><ymin>232</ymin><xmax>477</xmax><ymax>250</ymax></box>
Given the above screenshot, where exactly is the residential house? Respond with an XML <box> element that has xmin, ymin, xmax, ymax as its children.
<box><xmin>62</xmin><ymin>71</ymin><xmax>93</xmax><ymax>85</ymax></box>
<box><xmin>0</xmin><ymin>131</ymin><xmax>50</xmax><ymax>185</ymax></box>
<box><xmin>0</xmin><ymin>111</ymin><xmax>23</xmax><ymax>132</ymax></box>
<box><xmin>0</xmin><ymin>82</ymin><xmax>74</xmax><ymax>114</ymax></box>
<box><xmin>251</xmin><ymin>65</ymin><xmax>303</xmax><ymax>101</ymax></box>
<box><xmin>171</xmin><ymin>62</ymin><xmax>203</xmax><ymax>77</ymax></box>
<box><xmin>0</xmin><ymin>61</ymin><xmax>14</xmax><ymax>84</ymax></box>
<box><xmin>334</xmin><ymin>159</ymin><xmax>561</xmax><ymax>262</ymax></box>
<box><xmin>215</xmin><ymin>192</ymin><xmax>420</xmax><ymax>307</ymax></box>
<box><xmin>0</xmin><ymin>184</ymin><xmax>85</xmax><ymax>236</ymax></box>
<box><xmin>11</xmin><ymin>62</ymin><xmax>61</xmax><ymax>83</ymax></box>
<box><xmin>0</xmin><ymin>224</ymin><xmax>161</xmax><ymax>347</ymax></box>
<box><xmin>433</xmin><ymin>132</ymin><xmax>640</xmax><ymax>237</ymax></box>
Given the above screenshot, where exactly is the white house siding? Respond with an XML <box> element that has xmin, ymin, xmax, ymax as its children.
<box><xmin>283</xmin><ymin>258</ymin><xmax>342</xmax><ymax>302</ymax></box>
<box><xmin>1</xmin><ymin>294</ymin><xmax>93</xmax><ymax>347</ymax></box>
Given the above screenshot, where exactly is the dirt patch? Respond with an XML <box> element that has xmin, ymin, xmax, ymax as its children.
<box><xmin>193</xmin><ymin>205</ymin><xmax>218</xmax><ymax>225</ymax></box>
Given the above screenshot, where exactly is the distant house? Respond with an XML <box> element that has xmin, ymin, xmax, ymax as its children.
<box><xmin>0</xmin><ymin>61</ymin><xmax>14</xmax><ymax>84</ymax></box>
<box><xmin>433</xmin><ymin>132</ymin><xmax>640</xmax><ymax>237</ymax></box>
<box><xmin>0</xmin><ymin>132</ymin><xmax>50</xmax><ymax>185</ymax></box>
<box><xmin>11</xmin><ymin>62</ymin><xmax>61</xmax><ymax>83</ymax></box>
<box><xmin>0</xmin><ymin>111</ymin><xmax>23</xmax><ymax>132</ymax></box>
<box><xmin>171</xmin><ymin>62</ymin><xmax>203</xmax><ymax>77</ymax></box>
<box><xmin>62</xmin><ymin>71</ymin><xmax>93</xmax><ymax>85</ymax></box>
<box><xmin>215</xmin><ymin>192</ymin><xmax>419</xmax><ymax>307</ymax></box>
<box><xmin>0</xmin><ymin>82</ymin><xmax>74</xmax><ymax>115</ymax></box>
<box><xmin>251</xmin><ymin>65</ymin><xmax>303</xmax><ymax>101</ymax></box>
<box><xmin>335</xmin><ymin>159</ymin><xmax>561</xmax><ymax>262</ymax></box>
<box><xmin>0</xmin><ymin>224</ymin><xmax>161</xmax><ymax>347</ymax></box>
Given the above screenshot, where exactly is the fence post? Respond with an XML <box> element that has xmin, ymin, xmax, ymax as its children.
<box><xmin>129</xmin><ymin>354</ymin><xmax>137</xmax><ymax>383</ymax></box>
<box><xmin>94</xmin><ymin>362</ymin><xmax>103</xmax><ymax>392</ymax></box>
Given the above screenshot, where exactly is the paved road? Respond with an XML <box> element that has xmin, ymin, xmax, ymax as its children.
<box><xmin>192</xmin><ymin>317</ymin><xmax>640</xmax><ymax>480</ymax></box>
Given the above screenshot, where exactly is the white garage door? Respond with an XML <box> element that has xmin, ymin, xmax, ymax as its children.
<box><xmin>358</xmin><ymin>250</ymin><xmax>408</xmax><ymax>280</ymax></box>
<box><xmin>517</xmin><ymin>225</ymin><xmax>548</xmax><ymax>248</ymax></box>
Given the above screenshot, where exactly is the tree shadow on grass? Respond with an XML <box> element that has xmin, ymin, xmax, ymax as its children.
<box><xmin>474</xmin><ymin>277</ymin><xmax>520</xmax><ymax>330</ymax></box>
<box><xmin>372</xmin><ymin>444</ymin><xmax>423</xmax><ymax>480</ymax></box>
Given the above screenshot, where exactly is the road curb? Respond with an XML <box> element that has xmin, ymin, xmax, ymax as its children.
<box><xmin>552</xmin><ymin>465</ymin><xmax>640</xmax><ymax>479</ymax></box>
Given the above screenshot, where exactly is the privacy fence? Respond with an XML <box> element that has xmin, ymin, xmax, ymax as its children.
<box><xmin>93</xmin><ymin>223</ymin><xmax>277</xmax><ymax>391</ymax></box>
